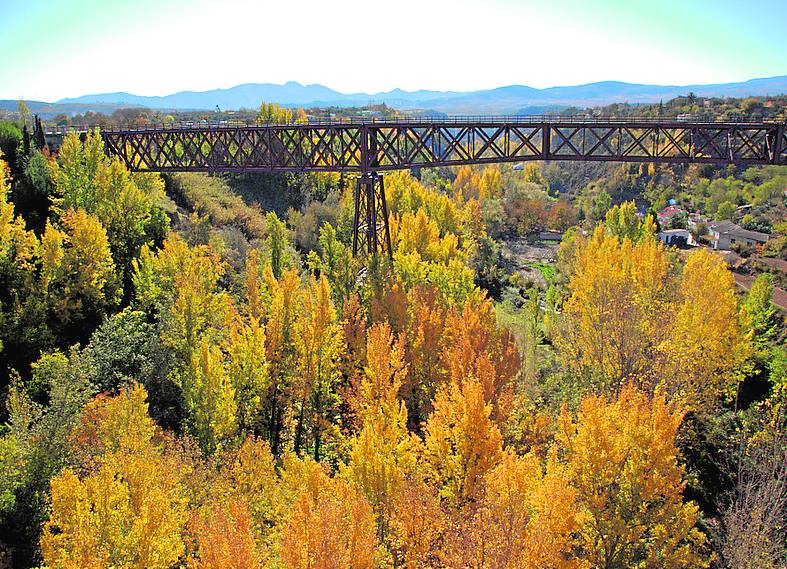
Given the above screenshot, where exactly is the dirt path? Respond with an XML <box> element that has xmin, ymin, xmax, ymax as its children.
<box><xmin>733</xmin><ymin>273</ymin><xmax>787</xmax><ymax>312</ymax></box>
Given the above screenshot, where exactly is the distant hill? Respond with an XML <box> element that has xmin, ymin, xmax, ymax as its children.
<box><xmin>6</xmin><ymin>76</ymin><xmax>787</xmax><ymax>117</ymax></box>
<box><xmin>0</xmin><ymin>100</ymin><xmax>144</xmax><ymax>118</ymax></box>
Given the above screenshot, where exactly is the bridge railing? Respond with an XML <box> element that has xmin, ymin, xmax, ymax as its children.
<box><xmin>46</xmin><ymin>114</ymin><xmax>784</xmax><ymax>135</ymax></box>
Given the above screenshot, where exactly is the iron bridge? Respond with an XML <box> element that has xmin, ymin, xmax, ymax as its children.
<box><xmin>98</xmin><ymin>118</ymin><xmax>787</xmax><ymax>257</ymax></box>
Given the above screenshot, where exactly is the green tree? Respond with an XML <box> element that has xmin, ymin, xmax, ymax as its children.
<box><xmin>604</xmin><ymin>201</ymin><xmax>640</xmax><ymax>242</ymax></box>
<box><xmin>174</xmin><ymin>340</ymin><xmax>238</xmax><ymax>454</ymax></box>
<box><xmin>265</xmin><ymin>211</ymin><xmax>291</xmax><ymax>280</ymax></box>
<box><xmin>50</xmin><ymin>131</ymin><xmax>169</xmax><ymax>290</ymax></box>
<box><xmin>716</xmin><ymin>200</ymin><xmax>737</xmax><ymax>221</ymax></box>
<box><xmin>0</xmin><ymin>121</ymin><xmax>23</xmax><ymax>173</ymax></box>
<box><xmin>1</xmin><ymin>348</ymin><xmax>95</xmax><ymax>566</ymax></box>
<box><xmin>583</xmin><ymin>188</ymin><xmax>612</xmax><ymax>222</ymax></box>
<box><xmin>307</xmin><ymin>223</ymin><xmax>356</xmax><ymax>308</ymax></box>
<box><xmin>741</xmin><ymin>273</ymin><xmax>780</xmax><ymax>353</ymax></box>
<box><xmin>82</xmin><ymin>308</ymin><xmax>155</xmax><ymax>393</ymax></box>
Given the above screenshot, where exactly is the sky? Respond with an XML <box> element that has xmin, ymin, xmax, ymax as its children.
<box><xmin>1</xmin><ymin>0</ymin><xmax>786</xmax><ymax>101</ymax></box>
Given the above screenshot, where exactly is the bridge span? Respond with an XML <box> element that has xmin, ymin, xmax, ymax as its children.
<box><xmin>88</xmin><ymin>117</ymin><xmax>785</xmax><ymax>257</ymax></box>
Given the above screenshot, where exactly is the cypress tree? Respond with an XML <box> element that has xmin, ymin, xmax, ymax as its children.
<box><xmin>34</xmin><ymin>115</ymin><xmax>46</xmax><ymax>150</ymax></box>
<box><xmin>22</xmin><ymin>124</ymin><xmax>31</xmax><ymax>157</ymax></box>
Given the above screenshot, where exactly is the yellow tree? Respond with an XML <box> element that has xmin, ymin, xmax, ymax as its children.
<box><xmin>556</xmin><ymin>226</ymin><xmax>669</xmax><ymax>391</ymax></box>
<box><xmin>41</xmin><ymin>385</ymin><xmax>188</xmax><ymax>569</ymax></box>
<box><xmin>471</xmin><ymin>451</ymin><xmax>578</xmax><ymax>569</ymax></box>
<box><xmin>264</xmin><ymin>267</ymin><xmax>301</xmax><ymax>454</ymax></box>
<box><xmin>134</xmin><ymin>235</ymin><xmax>236</xmax><ymax>450</ymax></box>
<box><xmin>556</xmin><ymin>385</ymin><xmax>709</xmax><ymax>569</ymax></box>
<box><xmin>441</xmin><ymin>295</ymin><xmax>520</xmax><ymax>425</ymax></box>
<box><xmin>215</xmin><ymin>436</ymin><xmax>285</xmax><ymax>554</ymax></box>
<box><xmin>256</xmin><ymin>102</ymin><xmax>294</xmax><ymax>124</ymax></box>
<box><xmin>292</xmin><ymin>274</ymin><xmax>343</xmax><ymax>461</ymax></box>
<box><xmin>279</xmin><ymin>464</ymin><xmax>380</xmax><ymax>569</ymax></box>
<box><xmin>243</xmin><ymin>248</ymin><xmax>267</xmax><ymax>321</ymax></box>
<box><xmin>295</xmin><ymin>108</ymin><xmax>309</xmax><ymax>124</ymax></box>
<box><xmin>39</xmin><ymin>208</ymin><xmax>119</xmax><ymax>325</ymax></box>
<box><xmin>402</xmin><ymin>285</ymin><xmax>447</xmax><ymax>430</ymax></box>
<box><xmin>423</xmin><ymin>376</ymin><xmax>502</xmax><ymax>505</ymax></box>
<box><xmin>345</xmin><ymin>323</ymin><xmax>418</xmax><ymax>540</ymax></box>
<box><xmin>187</xmin><ymin>498</ymin><xmax>261</xmax><ymax>569</ymax></box>
<box><xmin>392</xmin><ymin>209</ymin><xmax>461</xmax><ymax>263</ymax></box>
<box><xmin>133</xmin><ymin>235</ymin><xmax>232</xmax><ymax>354</ymax></box>
<box><xmin>660</xmin><ymin>248</ymin><xmax>751</xmax><ymax>411</ymax></box>
<box><xmin>388</xmin><ymin>476</ymin><xmax>446</xmax><ymax>569</ymax></box>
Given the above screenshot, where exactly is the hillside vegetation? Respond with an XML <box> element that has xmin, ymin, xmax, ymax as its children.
<box><xmin>0</xmin><ymin>97</ymin><xmax>784</xmax><ymax>568</ymax></box>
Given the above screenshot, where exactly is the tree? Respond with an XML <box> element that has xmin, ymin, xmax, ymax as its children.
<box><xmin>81</xmin><ymin>308</ymin><xmax>155</xmax><ymax>393</ymax></box>
<box><xmin>256</xmin><ymin>102</ymin><xmax>294</xmax><ymax>124</ymax></box>
<box><xmin>39</xmin><ymin>208</ymin><xmax>119</xmax><ymax>341</ymax></box>
<box><xmin>187</xmin><ymin>498</ymin><xmax>261</xmax><ymax>569</ymax></box>
<box><xmin>41</xmin><ymin>385</ymin><xmax>189</xmax><ymax>569</ymax></box>
<box><xmin>740</xmin><ymin>273</ymin><xmax>780</xmax><ymax>356</ymax></box>
<box><xmin>137</xmin><ymin>235</ymin><xmax>233</xmax><ymax>358</ymax></box>
<box><xmin>721</xmin><ymin>418</ymin><xmax>786</xmax><ymax>569</ymax></box>
<box><xmin>33</xmin><ymin>115</ymin><xmax>46</xmax><ymax>150</ymax></box>
<box><xmin>0</xmin><ymin>122</ymin><xmax>22</xmax><ymax>173</ymax></box>
<box><xmin>265</xmin><ymin>211</ymin><xmax>290</xmax><ymax>280</ymax></box>
<box><xmin>346</xmin><ymin>323</ymin><xmax>418</xmax><ymax>540</ymax></box>
<box><xmin>556</xmin><ymin>226</ymin><xmax>669</xmax><ymax>391</ymax></box>
<box><xmin>215</xmin><ymin>437</ymin><xmax>285</xmax><ymax>552</ymax></box>
<box><xmin>174</xmin><ymin>340</ymin><xmax>238</xmax><ymax>454</ymax></box>
<box><xmin>280</xmin><ymin>467</ymin><xmax>380</xmax><ymax>569</ymax></box>
<box><xmin>716</xmin><ymin>200</ymin><xmax>737</xmax><ymax>221</ymax></box>
<box><xmin>460</xmin><ymin>451</ymin><xmax>578</xmax><ymax>569</ymax></box>
<box><xmin>400</xmin><ymin>285</ymin><xmax>447</xmax><ymax>430</ymax></box>
<box><xmin>292</xmin><ymin>275</ymin><xmax>343</xmax><ymax>461</ymax></box>
<box><xmin>226</xmin><ymin>316</ymin><xmax>269</xmax><ymax>436</ymax></box>
<box><xmin>423</xmin><ymin>376</ymin><xmax>502</xmax><ymax>505</ymax></box>
<box><xmin>441</xmin><ymin>296</ymin><xmax>520</xmax><ymax>425</ymax></box>
<box><xmin>660</xmin><ymin>248</ymin><xmax>750</xmax><ymax>411</ymax></box>
<box><xmin>556</xmin><ymin>385</ymin><xmax>709</xmax><ymax>569</ymax></box>
<box><xmin>17</xmin><ymin>100</ymin><xmax>30</xmax><ymax>125</ymax></box>
<box><xmin>50</xmin><ymin>131</ymin><xmax>168</xmax><ymax>289</ymax></box>
<box><xmin>388</xmin><ymin>477</ymin><xmax>445</xmax><ymax>569</ymax></box>
<box><xmin>1</xmin><ymin>347</ymin><xmax>96</xmax><ymax>566</ymax></box>
<box><xmin>263</xmin><ymin>267</ymin><xmax>301</xmax><ymax>455</ymax></box>
<box><xmin>0</xmin><ymin>435</ymin><xmax>26</xmax><ymax>515</ymax></box>
<box><xmin>392</xmin><ymin>209</ymin><xmax>460</xmax><ymax>263</ymax></box>
<box><xmin>604</xmin><ymin>200</ymin><xmax>640</xmax><ymax>242</ymax></box>
<box><xmin>307</xmin><ymin>223</ymin><xmax>356</xmax><ymax>308</ymax></box>
<box><xmin>584</xmin><ymin>188</ymin><xmax>612</xmax><ymax>222</ymax></box>
<box><xmin>18</xmin><ymin>150</ymin><xmax>55</xmax><ymax>231</ymax></box>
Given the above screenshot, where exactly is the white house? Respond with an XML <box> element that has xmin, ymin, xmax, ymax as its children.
<box><xmin>707</xmin><ymin>220</ymin><xmax>770</xmax><ymax>250</ymax></box>
<box><xmin>658</xmin><ymin>228</ymin><xmax>696</xmax><ymax>247</ymax></box>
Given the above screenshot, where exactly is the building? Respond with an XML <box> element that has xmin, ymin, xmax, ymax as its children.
<box><xmin>707</xmin><ymin>220</ymin><xmax>771</xmax><ymax>250</ymax></box>
<box><xmin>657</xmin><ymin>205</ymin><xmax>684</xmax><ymax>227</ymax></box>
<box><xmin>658</xmin><ymin>228</ymin><xmax>696</xmax><ymax>247</ymax></box>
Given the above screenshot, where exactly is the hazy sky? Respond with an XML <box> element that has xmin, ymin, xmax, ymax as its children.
<box><xmin>1</xmin><ymin>0</ymin><xmax>786</xmax><ymax>101</ymax></box>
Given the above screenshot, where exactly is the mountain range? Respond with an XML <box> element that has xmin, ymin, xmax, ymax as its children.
<box><xmin>4</xmin><ymin>76</ymin><xmax>786</xmax><ymax>116</ymax></box>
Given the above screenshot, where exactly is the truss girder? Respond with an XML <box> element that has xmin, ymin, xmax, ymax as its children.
<box><xmin>102</xmin><ymin>121</ymin><xmax>784</xmax><ymax>174</ymax></box>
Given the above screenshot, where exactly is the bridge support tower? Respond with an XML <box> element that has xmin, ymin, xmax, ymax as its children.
<box><xmin>352</xmin><ymin>172</ymin><xmax>392</xmax><ymax>259</ymax></box>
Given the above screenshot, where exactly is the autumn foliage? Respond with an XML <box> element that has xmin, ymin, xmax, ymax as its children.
<box><xmin>1</xmin><ymin>144</ymin><xmax>752</xmax><ymax>569</ymax></box>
